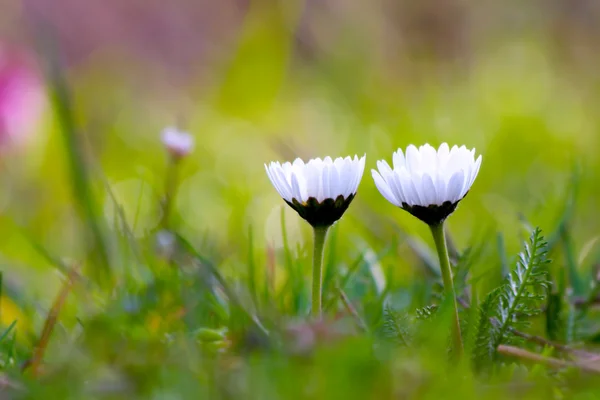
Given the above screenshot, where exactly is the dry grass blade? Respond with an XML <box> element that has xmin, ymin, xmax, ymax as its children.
<box><xmin>498</xmin><ymin>345</ymin><xmax>600</xmax><ymax>374</ymax></box>
<box><xmin>507</xmin><ymin>326</ymin><xmax>596</xmax><ymax>358</ymax></box>
<box><xmin>24</xmin><ymin>267</ymin><xmax>80</xmax><ymax>377</ymax></box>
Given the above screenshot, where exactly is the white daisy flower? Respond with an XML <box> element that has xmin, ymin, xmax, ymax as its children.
<box><xmin>161</xmin><ymin>127</ymin><xmax>194</xmax><ymax>158</ymax></box>
<box><xmin>372</xmin><ymin>143</ymin><xmax>482</xmax><ymax>225</ymax></box>
<box><xmin>265</xmin><ymin>155</ymin><xmax>366</xmax><ymax>227</ymax></box>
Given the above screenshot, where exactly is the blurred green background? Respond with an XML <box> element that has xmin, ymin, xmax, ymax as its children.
<box><xmin>1</xmin><ymin>0</ymin><xmax>600</xmax><ymax>394</ymax></box>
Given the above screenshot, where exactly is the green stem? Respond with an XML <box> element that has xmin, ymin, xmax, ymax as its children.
<box><xmin>161</xmin><ymin>157</ymin><xmax>180</xmax><ymax>229</ymax></box>
<box><xmin>312</xmin><ymin>225</ymin><xmax>330</xmax><ymax>318</ymax></box>
<box><xmin>429</xmin><ymin>222</ymin><xmax>464</xmax><ymax>357</ymax></box>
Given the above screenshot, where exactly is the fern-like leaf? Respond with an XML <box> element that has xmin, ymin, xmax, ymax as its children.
<box><xmin>415</xmin><ymin>305</ymin><xmax>438</xmax><ymax>320</ymax></box>
<box><xmin>495</xmin><ymin>227</ymin><xmax>550</xmax><ymax>340</ymax></box>
<box><xmin>472</xmin><ymin>287</ymin><xmax>501</xmax><ymax>369</ymax></box>
<box><xmin>473</xmin><ymin>228</ymin><xmax>550</xmax><ymax>369</ymax></box>
<box><xmin>381</xmin><ymin>305</ymin><xmax>412</xmax><ymax>347</ymax></box>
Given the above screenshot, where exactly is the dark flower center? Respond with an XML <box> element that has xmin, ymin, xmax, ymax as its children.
<box><xmin>285</xmin><ymin>194</ymin><xmax>356</xmax><ymax>227</ymax></box>
<box><xmin>400</xmin><ymin>201</ymin><xmax>460</xmax><ymax>226</ymax></box>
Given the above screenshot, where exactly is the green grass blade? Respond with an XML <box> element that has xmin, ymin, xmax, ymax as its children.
<box><xmin>0</xmin><ymin>320</ymin><xmax>18</xmax><ymax>344</ymax></box>
<box><xmin>247</xmin><ymin>224</ymin><xmax>258</xmax><ymax>309</ymax></box>
<box><xmin>31</xmin><ymin>19</ymin><xmax>112</xmax><ymax>284</ymax></box>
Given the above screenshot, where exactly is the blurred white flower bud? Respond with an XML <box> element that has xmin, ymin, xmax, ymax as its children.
<box><xmin>161</xmin><ymin>126</ymin><xmax>194</xmax><ymax>159</ymax></box>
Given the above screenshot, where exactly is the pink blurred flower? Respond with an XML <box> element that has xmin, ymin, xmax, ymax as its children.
<box><xmin>161</xmin><ymin>126</ymin><xmax>194</xmax><ymax>159</ymax></box>
<box><xmin>0</xmin><ymin>45</ymin><xmax>46</xmax><ymax>149</ymax></box>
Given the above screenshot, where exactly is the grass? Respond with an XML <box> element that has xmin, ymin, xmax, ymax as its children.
<box><xmin>3</xmin><ymin>149</ymin><xmax>600</xmax><ymax>399</ymax></box>
<box><xmin>3</xmin><ymin>8</ymin><xmax>600</xmax><ymax>398</ymax></box>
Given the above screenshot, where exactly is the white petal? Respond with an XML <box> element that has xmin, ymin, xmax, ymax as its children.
<box><xmin>344</xmin><ymin>158</ymin><xmax>357</xmax><ymax>197</ymax></box>
<box><xmin>315</xmin><ymin>168</ymin><xmax>324</xmax><ymax>202</ymax></box>
<box><xmin>390</xmin><ymin>170</ymin><xmax>409</xmax><ymax>205</ymax></box>
<box><xmin>421</xmin><ymin>173</ymin><xmax>437</xmax><ymax>205</ymax></box>
<box><xmin>434</xmin><ymin>173</ymin><xmax>447</xmax><ymax>205</ymax></box>
<box><xmin>377</xmin><ymin>159</ymin><xmax>393</xmax><ymax>178</ymax></box>
<box><xmin>370</xmin><ymin>144</ymin><xmax>481</xmax><ymax>208</ymax></box>
<box><xmin>372</xmin><ymin>170</ymin><xmax>399</xmax><ymax>206</ymax></box>
<box><xmin>321</xmin><ymin>165</ymin><xmax>330</xmax><ymax>201</ymax></box>
<box><xmin>305</xmin><ymin>162</ymin><xmax>320</xmax><ymax>199</ymax></box>
<box><xmin>446</xmin><ymin>147</ymin><xmax>466</xmax><ymax>173</ymax></box>
<box><xmin>334</xmin><ymin>157</ymin><xmax>348</xmax><ymax>198</ymax></box>
<box><xmin>406</xmin><ymin>145</ymin><xmax>421</xmax><ymax>173</ymax></box>
<box><xmin>333</xmin><ymin>156</ymin><xmax>346</xmax><ymax>172</ymax></box>
<box><xmin>266</xmin><ymin>154</ymin><xmax>368</xmax><ymax>206</ymax></box>
<box><xmin>420</xmin><ymin>144</ymin><xmax>437</xmax><ymax>172</ymax></box>
<box><xmin>468</xmin><ymin>155</ymin><xmax>482</xmax><ymax>189</ymax></box>
<box><xmin>291</xmin><ymin>173</ymin><xmax>305</xmax><ymax>202</ymax></box>
<box><xmin>306</xmin><ymin>159</ymin><xmax>319</xmax><ymax>178</ymax></box>
<box><xmin>446</xmin><ymin>169</ymin><xmax>465</xmax><ymax>203</ymax></box>
<box><xmin>265</xmin><ymin>164</ymin><xmax>284</xmax><ymax>197</ymax></box>
<box><xmin>392</xmin><ymin>149</ymin><xmax>406</xmax><ymax>170</ymax></box>
<box><xmin>409</xmin><ymin>173</ymin><xmax>426</xmax><ymax>206</ymax></box>
<box><xmin>350</xmin><ymin>155</ymin><xmax>366</xmax><ymax>195</ymax></box>
<box><xmin>273</xmin><ymin>166</ymin><xmax>293</xmax><ymax>201</ymax></box>
<box><xmin>458</xmin><ymin>151</ymin><xmax>478</xmax><ymax>197</ymax></box>
<box><xmin>292</xmin><ymin>158</ymin><xmax>305</xmax><ymax>169</ymax></box>
<box><xmin>265</xmin><ymin>164</ymin><xmax>281</xmax><ymax>195</ymax></box>
<box><xmin>398</xmin><ymin>168</ymin><xmax>418</xmax><ymax>206</ymax></box>
<box><xmin>282</xmin><ymin>161</ymin><xmax>294</xmax><ymax>181</ymax></box>
<box><xmin>377</xmin><ymin>160</ymin><xmax>403</xmax><ymax>203</ymax></box>
<box><xmin>448</xmin><ymin>145</ymin><xmax>459</xmax><ymax>161</ymax></box>
<box><xmin>342</xmin><ymin>156</ymin><xmax>356</xmax><ymax>197</ymax></box>
<box><xmin>328</xmin><ymin>164</ymin><xmax>341</xmax><ymax>198</ymax></box>
<box><xmin>461</xmin><ymin>162</ymin><xmax>473</xmax><ymax>197</ymax></box>
<box><xmin>438</xmin><ymin>143</ymin><xmax>450</xmax><ymax>163</ymax></box>
<box><xmin>330</xmin><ymin>159</ymin><xmax>343</xmax><ymax>197</ymax></box>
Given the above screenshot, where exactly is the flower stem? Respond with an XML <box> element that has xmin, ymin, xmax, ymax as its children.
<box><xmin>161</xmin><ymin>157</ymin><xmax>180</xmax><ymax>229</ymax></box>
<box><xmin>429</xmin><ymin>222</ymin><xmax>464</xmax><ymax>357</ymax></box>
<box><xmin>312</xmin><ymin>225</ymin><xmax>330</xmax><ymax>318</ymax></box>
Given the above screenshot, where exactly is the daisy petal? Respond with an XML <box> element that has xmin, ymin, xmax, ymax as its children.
<box><xmin>446</xmin><ymin>169</ymin><xmax>465</xmax><ymax>203</ymax></box>
<box><xmin>291</xmin><ymin>173</ymin><xmax>305</xmax><ymax>202</ymax></box>
<box><xmin>371</xmin><ymin>143</ymin><xmax>482</xmax><ymax>223</ymax></box>
<box><xmin>392</xmin><ymin>149</ymin><xmax>406</xmax><ymax>170</ymax></box>
<box><xmin>372</xmin><ymin>170</ymin><xmax>399</xmax><ymax>206</ymax></box>
<box><xmin>421</xmin><ymin>173</ymin><xmax>437</xmax><ymax>205</ymax></box>
<box><xmin>405</xmin><ymin>145</ymin><xmax>421</xmax><ymax>173</ymax></box>
<box><xmin>265</xmin><ymin>154</ymin><xmax>365</xmax><ymax>227</ymax></box>
<box><xmin>321</xmin><ymin>165</ymin><xmax>330</xmax><ymax>202</ymax></box>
